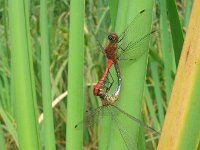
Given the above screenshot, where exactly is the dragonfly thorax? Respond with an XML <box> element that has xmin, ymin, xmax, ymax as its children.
<box><xmin>105</xmin><ymin>34</ymin><xmax>118</xmax><ymax>61</ymax></box>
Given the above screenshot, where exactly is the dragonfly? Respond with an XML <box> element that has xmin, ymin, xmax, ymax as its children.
<box><xmin>93</xmin><ymin>9</ymin><xmax>156</xmax><ymax>98</ymax></box>
<box><xmin>75</xmin><ymin>9</ymin><xmax>159</xmax><ymax>149</ymax></box>
<box><xmin>75</xmin><ymin>77</ymin><xmax>160</xmax><ymax>150</ymax></box>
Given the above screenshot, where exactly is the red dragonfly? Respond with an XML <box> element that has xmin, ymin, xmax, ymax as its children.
<box><xmin>93</xmin><ymin>9</ymin><xmax>155</xmax><ymax>98</ymax></box>
<box><xmin>75</xmin><ymin>9</ymin><xmax>159</xmax><ymax>150</ymax></box>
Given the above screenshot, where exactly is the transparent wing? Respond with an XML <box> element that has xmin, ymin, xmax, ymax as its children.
<box><xmin>74</xmin><ymin>106</ymin><xmax>115</xmax><ymax>129</ymax></box>
<box><xmin>75</xmin><ymin>106</ymin><xmax>103</xmax><ymax>129</ymax></box>
<box><xmin>90</xmin><ymin>29</ymin><xmax>105</xmax><ymax>53</ymax></box>
<box><xmin>108</xmin><ymin>107</ymin><xmax>138</xmax><ymax>150</ymax></box>
<box><xmin>111</xmin><ymin>105</ymin><xmax>161</xmax><ymax>135</ymax></box>
<box><xmin>117</xmin><ymin>9</ymin><xmax>154</xmax><ymax>62</ymax></box>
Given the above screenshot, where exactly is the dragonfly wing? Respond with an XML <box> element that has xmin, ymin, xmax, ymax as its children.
<box><xmin>118</xmin><ymin>31</ymin><xmax>155</xmax><ymax>62</ymax></box>
<box><xmin>111</xmin><ymin>105</ymin><xmax>161</xmax><ymax>135</ymax></box>
<box><xmin>117</xmin><ymin>9</ymin><xmax>154</xmax><ymax>62</ymax></box>
<box><xmin>108</xmin><ymin>107</ymin><xmax>138</xmax><ymax>150</ymax></box>
<box><xmin>75</xmin><ymin>106</ymin><xmax>103</xmax><ymax>129</ymax></box>
<box><xmin>90</xmin><ymin>29</ymin><xmax>105</xmax><ymax>53</ymax></box>
<box><xmin>75</xmin><ymin>106</ymin><xmax>115</xmax><ymax>129</ymax></box>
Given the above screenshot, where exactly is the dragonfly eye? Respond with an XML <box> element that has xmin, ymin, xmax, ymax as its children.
<box><xmin>108</xmin><ymin>35</ymin><xmax>116</xmax><ymax>43</ymax></box>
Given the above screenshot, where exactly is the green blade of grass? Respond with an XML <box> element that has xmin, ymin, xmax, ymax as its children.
<box><xmin>8</xmin><ymin>0</ymin><xmax>40</xmax><ymax>149</ymax></box>
<box><xmin>98</xmin><ymin>1</ymin><xmax>129</xmax><ymax>149</ymax></box>
<box><xmin>104</xmin><ymin>0</ymin><xmax>154</xmax><ymax>149</ymax></box>
<box><xmin>2</xmin><ymin>0</ymin><xmax>9</xmax><ymax>50</ymax></box>
<box><xmin>158</xmin><ymin>0</ymin><xmax>200</xmax><ymax>148</ymax></box>
<box><xmin>0</xmin><ymin>18</ymin><xmax>12</xmax><ymax>114</ymax></box>
<box><xmin>144</xmin><ymin>83</ymin><xmax>160</xmax><ymax>129</ymax></box>
<box><xmin>40</xmin><ymin>0</ymin><xmax>56</xmax><ymax>149</ymax></box>
<box><xmin>167</xmin><ymin>0</ymin><xmax>184</xmax><ymax>66</ymax></box>
<box><xmin>149</xmin><ymin>58</ymin><xmax>164</xmax><ymax>125</ymax></box>
<box><xmin>95</xmin><ymin>6</ymin><xmax>109</xmax><ymax>34</ymax></box>
<box><xmin>183</xmin><ymin>0</ymin><xmax>193</xmax><ymax>29</ymax></box>
<box><xmin>159</xmin><ymin>0</ymin><xmax>173</xmax><ymax>102</ymax></box>
<box><xmin>0</xmin><ymin>123</ymin><xmax>5</xmax><ymax>150</ymax></box>
<box><xmin>66</xmin><ymin>0</ymin><xmax>85</xmax><ymax>149</ymax></box>
<box><xmin>0</xmin><ymin>107</ymin><xmax>18</xmax><ymax>147</ymax></box>
<box><xmin>108</xmin><ymin>0</ymin><xmax>119</xmax><ymax>29</ymax></box>
<box><xmin>137</xmin><ymin>124</ymin><xmax>146</xmax><ymax>150</ymax></box>
<box><xmin>24</xmin><ymin>0</ymin><xmax>41</xmax><ymax>146</ymax></box>
<box><xmin>149</xmin><ymin>48</ymin><xmax>164</xmax><ymax>67</ymax></box>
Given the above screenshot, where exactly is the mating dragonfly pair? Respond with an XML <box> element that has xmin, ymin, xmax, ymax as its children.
<box><xmin>76</xmin><ymin>9</ymin><xmax>160</xmax><ymax>150</ymax></box>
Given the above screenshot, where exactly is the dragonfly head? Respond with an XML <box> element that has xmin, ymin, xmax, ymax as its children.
<box><xmin>108</xmin><ymin>33</ymin><xmax>118</xmax><ymax>43</ymax></box>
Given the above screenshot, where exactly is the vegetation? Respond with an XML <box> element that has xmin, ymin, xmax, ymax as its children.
<box><xmin>0</xmin><ymin>0</ymin><xmax>199</xmax><ymax>150</ymax></box>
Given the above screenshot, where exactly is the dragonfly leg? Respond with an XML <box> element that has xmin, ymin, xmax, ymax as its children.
<box><xmin>117</xmin><ymin>41</ymin><xmax>134</xmax><ymax>60</ymax></box>
<box><xmin>119</xmin><ymin>41</ymin><xmax>133</xmax><ymax>52</ymax></box>
<box><xmin>118</xmin><ymin>33</ymin><xmax>125</xmax><ymax>43</ymax></box>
